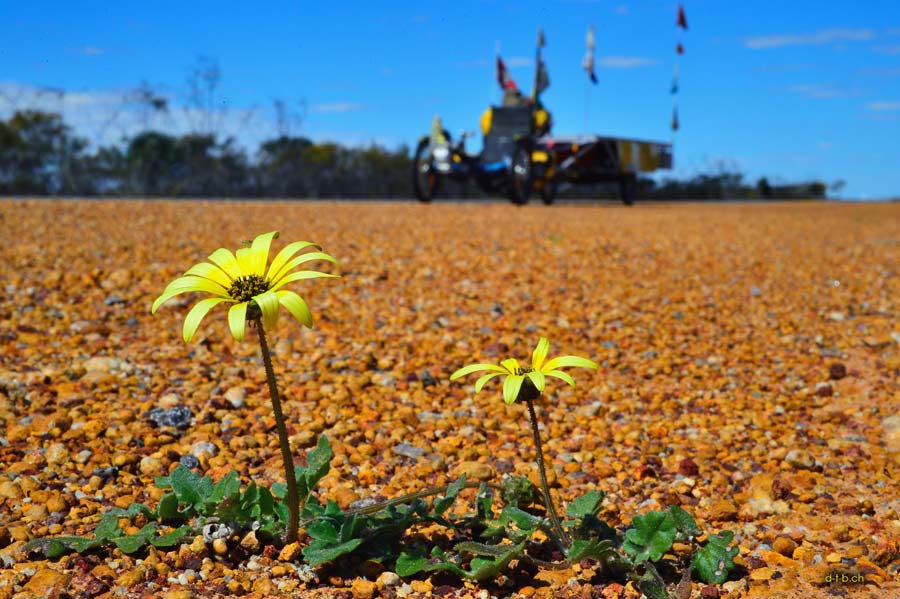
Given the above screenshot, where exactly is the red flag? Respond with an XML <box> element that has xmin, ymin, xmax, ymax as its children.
<box><xmin>677</xmin><ymin>4</ymin><xmax>688</xmax><ymax>30</ymax></box>
<box><xmin>676</xmin><ymin>42</ymin><xmax>684</xmax><ymax>55</ymax></box>
<box><xmin>496</xmin><ymin>56</ymin><xmax>518</xmax><ymax>91</ymax></box>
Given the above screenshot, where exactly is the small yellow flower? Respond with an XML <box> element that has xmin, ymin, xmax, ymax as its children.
<box><xmin>450</xmin><ymin>337</ymin><xmax>598</xmax><ymax>405</ymax></box>
<box><xmin>152</xmin><ymin>231</ymin><xmax>339</xmax><ymax>342</ymax></box>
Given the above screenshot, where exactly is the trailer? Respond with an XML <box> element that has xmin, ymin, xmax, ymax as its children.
<box><xmin>413</xmin><ymin>105</ymin><xmax>672</xmax><ymax>205</ymax></box>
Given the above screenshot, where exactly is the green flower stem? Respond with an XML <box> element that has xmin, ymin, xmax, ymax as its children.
<box><xmin>525</xmin><ymin>397</ymin><xmax>570</xmax><ymax>550</ymax></box>
<box><xmin>253</xmin><ymin>317</ymin><xmax>300</xmax><ymax>543</ymax></box>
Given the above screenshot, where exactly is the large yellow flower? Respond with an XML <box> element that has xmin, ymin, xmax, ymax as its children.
<box><xmin>152</xmin><ymin>231</ymin><xmax>339</xmax><ymax>342</ymax></box>
<box><xmin>450</xmin><ymin>337</ymin><xmax>598</xmax><ymax>405</ymax></box>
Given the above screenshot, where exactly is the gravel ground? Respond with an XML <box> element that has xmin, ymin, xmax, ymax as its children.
<box><xmin>0</xmin><ymin>199</ymin><xmax>898</xmax><ymax>599</ymax></box>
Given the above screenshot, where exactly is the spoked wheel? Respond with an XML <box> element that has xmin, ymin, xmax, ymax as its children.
<box><xmin>540</xmin><ymin>178</ymin><xmax>558</xmax><ymax>205</ymax></box>
<box><xmin>413</xmin><ymin>137</ymin><xmax>438</xmax><ymax>202</ymax></box>
<box><xmin>507</xmin><ymin>141</ymin><xmax>532</xmax><ymax>205</ymax></box>
<box><xmin>619</xmin><ymin>174</ymin><xmax>637</xmax><ymax>206</ymax></box>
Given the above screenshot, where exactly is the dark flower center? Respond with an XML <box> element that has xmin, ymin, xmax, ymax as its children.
<box><xmin>514</xmin><ymin>367</ymin><xmax>534</xmax><ymax>375</ymax></box>
<box><xmin>228</xmin><ymin>274</ymin><xmax>270</xmax><ymax>303</ymax></box>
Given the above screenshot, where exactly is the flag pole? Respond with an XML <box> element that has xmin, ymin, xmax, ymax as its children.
<box><xmin>585</xmin><ymin>80</ymin><xmax>590</xmax><ymax>132</ymax></box>
<box><xmin>494</xmin><ymin>40</ymin><xmax>501</xmax><ymax>106</ymax></box>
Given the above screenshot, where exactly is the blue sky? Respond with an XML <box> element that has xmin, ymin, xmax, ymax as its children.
<box><xmin>3</xmin><ymin>1</ymin><xmax>899</xmax><ymax>199</ymax></box>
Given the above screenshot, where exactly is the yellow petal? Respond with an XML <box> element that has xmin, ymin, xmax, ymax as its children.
<box><xmin>450</xmin><ymin>363</ymin><xmax>507</xmax><ymax>380</ymax></box>
<box><xmin>183</xmin><ymin>262</ymin><xmax>233</xmax><ymax>288</ymax></box>
<box><xmin>269</xmin><ymin>270</ymin><xmax>340</xmax><ymax>292</ymax></box>
<box><xmin>503</xmin><ymin>375</ymin><xmax>525</xmax><ymax>405</ymax></box>
<box><xmin>152</xmin><ymin>276</ymin><xmax>229</xmax><ymax>313</ymax></box>
<box><xmin>531</xmin><ymin>337</ymin><xmax>550</xmax><ymax>370</ymax></box>
<box><xmin>266</xmin><ymin>241</ymin><xmax>322</xmax><ymax>281</ymax></box>
<box><xmin>235</xmin><ymin>247</ymin><xmax>254</xmax><ymax>275</ymax></box>
<box><xmin>182</xmin><ymin>298</ymin><xmax>229</xmax><ymax>342</ymax></box>
<box><xmin>208</xmin><ymin>248</ymin><xmax>243</xmax><ymax>279</ymax></box>
<box><xmin>526</xmin><ymin>370</ymin><xmax>546</xmax><ymax>392</ymax></box>
<box><xmin>499</xmin><ymin>358</ymin><xmax>520</xmax><ymax>373</ymax></box>
<box><xmin>269</xmin><ymin>252</ymin><xmax>339</xmax><ymax>286</ymax></box>
<box><xmin>542</xmin><ymin>355</ymin><xmax>599</xmax><ymax>372</ymax></box>
<box><xmin>248</xmin><ymin>231</ymin><xmax>279</xmax><ymax>277</ymax></box>
<box><xmin>252</xmin><ymin>290</ymin><xmax>280</xmax><ymax>331</ymax></box>
<box><xmin>474</xmin><ymin>372</ymin><xmax>503</xmax><ymax>393</ymax></box>
<box><xmin>228</xmin><ymin>302</ymin><xmax>249</xmax><ymax>341</ymax></box>
<box><xmin>277</xmin><ymin>290</ymin><xmax>314</xmax><ymax>328</ymax></box>
<box><xmin>543</xmin><ymin>369</ymin><xmax>576</xmax><ymax>387</ymax></box>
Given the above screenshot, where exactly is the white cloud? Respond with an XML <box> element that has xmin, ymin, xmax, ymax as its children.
<box><xmin>866</xmin><ymin>100</ymin><xmax>900</xmax><ymax>111</ymax></box>
<box><xmin>310</xmin><ymin>102</ymin><xmax>362</xmax><ymax>114</ymax></box>
<box><xmin>744</xmin><ymin>28</ymin><xmax>874</xmax><ymax>49</ymax></box>
<box><xmin>507</xmin><ymin>57</ymin><xmax>533</xmax><ymax>68</ymax></box>
<box><xmin>0</xmin><ymin>81</ymin><xmax>272</xmax><ymax>149</ymax></box>
<box><xmin>787</xmin><ymin>84</ymin><xmax>861</xmax><ymax>99</ymax></box>
<box><xmin>599</xmin><ymin>56</ymin><xmax>658</xmax><ymax>68</ymax></box>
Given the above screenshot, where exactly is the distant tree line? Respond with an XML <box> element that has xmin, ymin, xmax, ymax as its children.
<box><xmin>0</xmin><ymin>110</ymin><xmax>833</xmax><ymax>200</ymax></box>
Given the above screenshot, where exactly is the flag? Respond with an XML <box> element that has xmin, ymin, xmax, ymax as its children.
<box><xmin>583</xmin><ymin>25</ymin><xmax>597</xmax><ymax>84</ymax></box>
<box><xmin>670</xmin><ymin>77</ymin><xmax>679</xmax><ymax>95</ymax></box>
<box><xmin>676</xmin><ymin>42</ymin><xmax>684</xmax><ymax>54</ymax></box>
<box><xmin>496</xmin><ymin>56</ymin><xmax>518</xmax><ymax>91</ymax></box>
<box><xmin>677</xmin><ymin>4</ymin><xmax>688</xmax><ymax>30</ymax></box>
<box><xmin>537</xmin><ymin>28</ymin><xmax>546</xmax><ymax>48</ymax></box>
<box><xmin>533</xmin><ymin>56</ymin><xmax>550</xmax><ymax>98</ymax></box>
<box><xmin>671</xmin><ymin>106</ymin><xmax>679</xmax><ymax>131</ymax></box>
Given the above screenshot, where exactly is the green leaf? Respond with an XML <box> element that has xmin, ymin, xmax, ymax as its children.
<box><xmin>302</xmin><ymin>538</ymin><xmax>364</xmax><ymax>566</ymax></box>
<box><xmin>169</xmin><ymin>465</ymin><xmax>204</xmax><ymax>505</ymax></box>
<box><xmin>500</xmin><ymin>476</ymin><xmax>537</xmax><ymax>508</ymax></box>
<box><xmin>307</xmin><ymin>520</ymin><xmax>339</xmax><ymax>543</ymax></box>
<box><xmin>465</xmin><ymin>540</ymin><xmax>527</xmax><ymax>582</ymax></box>
<box><xmin>271</xmin><ymin>482</ymin><xmax>287</xmax><ymax>500</ymax></box>
<box><xmin>93</xmin><ymin>515</ymin><xmax>121</xmax><ymax>541</ymax></box>
<box><xmin>691</xmin><ymin>530</ymin><xmax>739</xmax><ymax>584</ymax></box>
<box><xmin>241</xmin><ymin>482</ymin><xmax>260</xmax><ymax>510</ymax></box>
<box><xmin>566</xmin><ymin>489</ymin><xmax>605</xmax><ymax>519</ymax></box>
<box><xmin>500</xmin><ymin>506</ymin><xmax>543</xmax><ymax>533</ymax></box>
<box><xmin>156</xmin><ymin>492</ymin><xmax>182</xmax><ymax>521</ymax></box>
<box><xmin>623</xmin><ymin>510</ymin><xmax>676</xmax><ymax>564</ymax></box>
<box><xmin>395</xmin><ymin>552</ymin><xmax>430</xmax><ymax>577</ymax></box>
<box><xmin>636</xmin><ymin>562</ymin><xmax>668</xmax><ymax>599</ymax></box>
<box><xmin>669</xmin><ymin>505</ymin><xmax>700</xmax><ymax>538</ymax></box>
<box><xmin>567</xmin><ymin>538</ymin><xmax>616</xmax><ymax>563</ymax></box>
<box><xmin>209</xmin><ymin>471</ymin><xmax>241</xmax><ymax>505</ymax></box>
<box><xmin>433</xmin><ymin>474</ymin><xmax>466</xmax><ymax>516</ymax></box>
<box><xmin>304</xmin><ymin>435</ymin><xmax>333</xmax><ymax>492</ymax></box>
<box><xmin>151</xmin><ymin>526</ymin><xmax>192</xmax><ymax>548</ymax></box>
<box><xmin>113</xmin><ymin>534</ymin><xmax>148</xmax><ymax>554</ymax></box>
<box><xmin>109</xmin><ymin>503</ymin><xmax>154</xmax><ymax>520</ymax></box>
<box><xmin>24</xmin><ymin>536</ymin><xmax>96</xmax><ymax>559</ymax></box>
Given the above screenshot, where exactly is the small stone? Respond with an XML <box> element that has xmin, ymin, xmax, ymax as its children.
<box><xmin>188</xmin><ymin>536</ymin><xmax>206</xmax><ymax>554</ymax></box>
<box><xmin>455</xmin><ymin>461</ymin><xmax>496</xmax><ymax>482</ymax></box>
<box><xmin>773</xmin><ymin>536</ymin><xmax>797</xmax><ymax>557</ymax></box>
<box><xmin>410</xmin><ymin>579</ymin><xmax>433</xmax><ymax>594</ymax></box>
<box><xmin>23</xmin><ymin>568</ymin><xmax>72</xmax><ymax>596</ymax></box>
<box><xmin>140</xmin><ymin>456</ymin><xmax>164</xmax><ymax>476</ymax></box>
<box><xmin>83</xmin><ymin>356</ymin><xmax>118</xmax><ymax>373</ymax></box>
<box><xmin>212</xmin><ymin>538</ymin><xmax>228</xmax><ymax>555</ymax></box>
<box><xmin>749</xmin><ymin>566</ymin><xmax>774</xmax><ymax>581</ymax></box>
<box><xmin>814</xmin><ymin>382</ymin><xmax>833</xmax><ymax>397</ymax></box>
<box><xmin>793</xmin><ymin>545</ymin><xmax>816</xmax><ymax>563</ymax></box>
<box><xmin>709</xmin><ymin>499</ymin><xmax>738</xmax><ymax>522</ymax></box>
<box><xmin>103</xmin><ymin>295</ymin><xmax>126</xmax><ymax>306</ymax></box>
<box><xmin>784</xmin><ymin>449</ymin><xmax>816</xmax><ymax>470</ymax></box>
<box><xmin>882</xmin><ymin>416</ymin><xmax>900</xmax><ymax>453</ymax></box>
<box><xmin>224</xmin><ymin>386</ymin><xmax>246</xmax><ymax>409</ymax></box>
<box><xmin>376</xmin><ymin>571</ymin><xmax>400</xmax><ymax>588</ymax></box>
<box><xmin>678</xmin><ymin>458</ymin><xmax>700</xmax><ymax>477</ymax></box>
<box><xmin>700</xmin><ymin>586</ymin><xmax>720</xmax><ymax>599</ymax></box>
<box><xmin>46</xmin><ymin>443</ymin><xmax>69</xmax><ymax>466</ymax></box>
<box><xmin>829</xmin><ymin>363</ymin><xmax>847</xmax><ymax>380</ymax></box>
<box><xmin>146</xmin><ymin>406</ymin><xmax>193</xmax><ymax>429</ymax></box>
<box><xmin>164</xmin><ymin>591</ymin><xmax>194</xmax><ymax>599</ymax></box>
<box><xmin>279</xmin><ymin>542</ymin><xmax>302</xmax><ymax>562</ymax></box>
<box><xmin>392</xmin><ymin>443</ymin><xmax>426</xmax><ymax>460</ymax></box>
<box><xmin>0</xmin><ymin>480</ymin><xmax>22</xmax><ymax>499</ymax></box>
<box><xmin>826</xmin><ymin>552</ymin><xmax>842</xmax><ymax>564</ymax></box>
<box><xmin>240</xmin><ymin>530</ymin><xmax>259</xmax><ymax>552</ymax></box>
<box><xmin>351</xmin><ymin>578</ymin><xmax>377</xmax><ymax>599</ymax></box>
<box><xmin>750</xmin><ymin>286</ymin><xmax>762</xmax><ymax>297</ymax></box>
<box><xmin>191</xmin><ymin>441</ymin><xmax>218</xmax><ymax>460</ymax></box>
